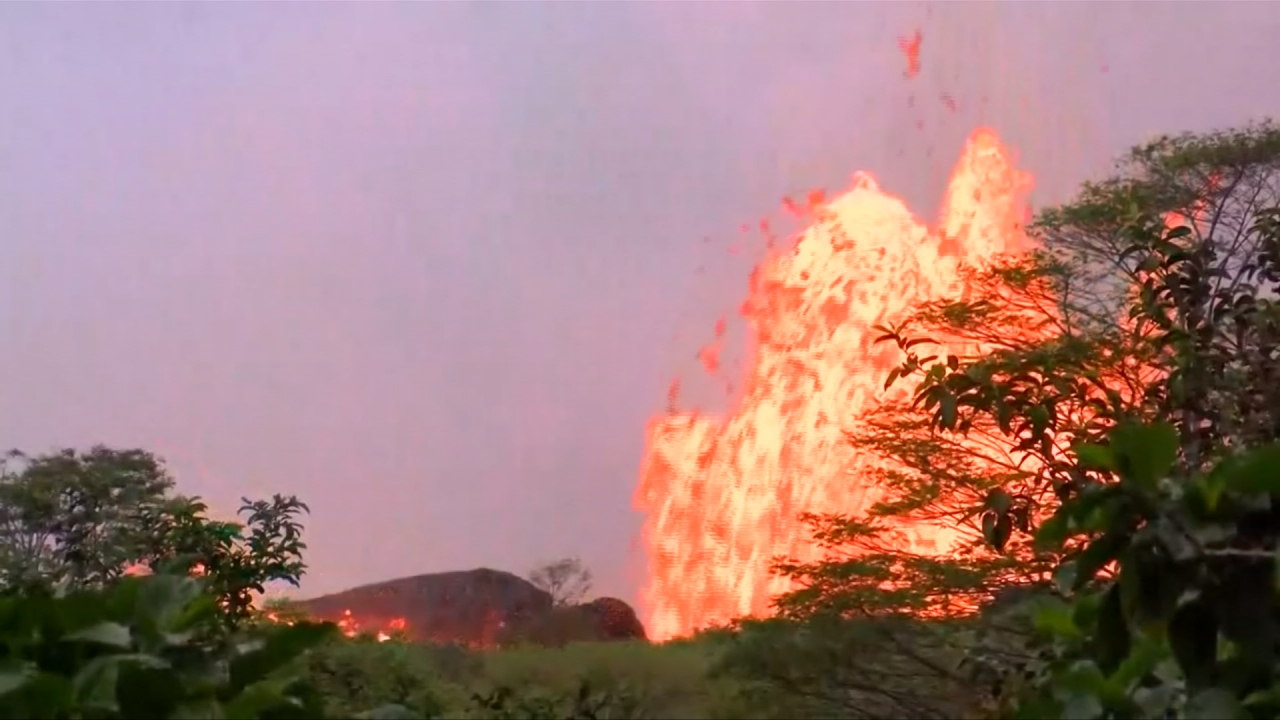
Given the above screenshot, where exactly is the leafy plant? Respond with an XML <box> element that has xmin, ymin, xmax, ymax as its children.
<box><xmin>0</xmin><ymin>572</ymin><xmax>337</xmax><ymax>719</ymax></box>
<box><xmin>765</xmin><ymin>121</ymin><xmax>1280</xmax><ymax>717</ymax></box>
<box><xmin>139</xmin><ymin>494</ymin><xmax>311</xmax><ymax>628</ymax></box>
<box><xmin>0</xmin><ymin>445</ymin><xmax>311</xmax><ymax>629</ymax></box>
<box><xmin>1014</xmin><ymin>423</ymin><xmax>1280</xmax><ymax>719</ymax></box>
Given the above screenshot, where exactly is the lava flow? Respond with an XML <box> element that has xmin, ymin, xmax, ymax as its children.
<box><xmin>635</xmin><ymin>127</ymin><xmax>1033</xmax><ymax>642</ymax></box>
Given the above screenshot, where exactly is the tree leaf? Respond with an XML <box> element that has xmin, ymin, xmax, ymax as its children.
<box><xmin>0</xmin><ymin>663</ymin><xmax>35</xmax><ymax>697</ymax></box>
<box><xmin>66</xmin><ymin>621</ymin><xmax>132</xmax><ymax>648</ymax></box>
<box><xmin>1073</xmin><ymin>444</ymin><xmax>1115</xmax><ymax>472</ymax></box>
<box><xmin>1217</xmin><ymin>443</ymin><xmax>1280</xmax><ymax>495</ymax></box>
<box><xmin>1073</xmin><ymin>532</ymin><xmax>1127</xmax><ymax>591</ymax></box>
<box><xmin>228</xmin><ymin>621</ymin><xmax>336</xmax><ymax>692</ymax></box>
<box><xmin>224</xmin><ymin>677</ymin><xmax>297</xmax><ymax>720</ymax></box>
<box><xmin>72</xmin><ymin>655</ymin><xmax>121</xmax><ymax>712</ymax></box>
<box><xmin>1109</xmin><ymin>421</ymin><xmax>1179</xmax><ymax>489</ymax></box>
<box><xmin>1185</xmin><ymin>687</ymin><xmax>1246</xmax><ymax>720</ymax></box>
<box><xmin>1094</xmin><ymin>584</ymin><xmax>1131</xmax><ymax>675</ymax></box>
<box><xmin>1034</xmin><ymin>512</ymin><xmax>1071</xmax><ymax>552</ymax></box>
<box><xmin>1169</xmin><ymin>598</ymin><xmax>1219</xmax><ymax>691</ymax></box>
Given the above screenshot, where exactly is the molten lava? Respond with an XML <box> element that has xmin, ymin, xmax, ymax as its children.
<box><xmin>635</xmin><ymin>128</ymin><xmax>1033</xmax><ymax>641</ymax></box>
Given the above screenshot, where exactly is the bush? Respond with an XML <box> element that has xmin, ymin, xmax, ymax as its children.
<box><xmin>0</xmin><ymin>573</ymin><xmax>336</xmax><ymax>719</ymax></box>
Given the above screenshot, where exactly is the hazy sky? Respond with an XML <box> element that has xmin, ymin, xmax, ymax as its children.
<box><xmin>1</xmin><ymin>2</ymin><xmax>1276</xmax><ymax>604</ymax></box>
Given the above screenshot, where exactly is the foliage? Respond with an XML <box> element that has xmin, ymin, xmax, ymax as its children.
<box><xmin>0</xmin><ymin>446</ymin><xmax>311</xmax><ymax>628</ymax></box>
<box><xmin>140</xmin><ymin>494</ymin><xmax>311</xmax><ymax>628</ymax></box>
<box><xmin>481</xmin><ymin>637</ymin><xmax>746</xmax><ymax>719</ymax></box>
<box><xmin>884</xmin><ymin>122</ymin><xmax>1279</xmax><ymax>718</ymax></box>
<box><xmin>1010</xmin><ymin>423</ymin><xmax>1280</xmax><ymax>719</ymax></box>
<box><xmin>0</xmin><ymin>572</ymin><xmax>337</xmax><ymax>719</ymax></box>
<box><xmin>708</xmin><ymin>614</ymin><xmax>980</xmax><ymax>719</ymax></box>
<box><xmin>0</xmin><ymin>447</ymin><xmax>176</xmax><ymax>591</ymax></box>
<box><xmin>299</xmin><ymin>637</ymin><xmax>449</xmax><ymax>719</ymax></box>
<box><xmin>528</xmin><ymin>558</ymin><xmax>593</xmax><ymax>608</ymax></box>
<box><xmin>763</xmin><ymin>121</ymin><xmax>1280</xmax><ymax>717</ymax></box>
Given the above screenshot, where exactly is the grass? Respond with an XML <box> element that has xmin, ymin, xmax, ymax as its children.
<box><xmin>478</xmin><ymin>638</ymin><xmax>753</xmax><ymax>718</ymax></box>
<box><xmin>301</xmin><ymin>634</ymin><xmax>756</xmax><ymax>719</ymax></box>
<box><xmin>299</xmin><ymin>613</ymin><xmax>1011</xmax><ymax>719</ymax></box>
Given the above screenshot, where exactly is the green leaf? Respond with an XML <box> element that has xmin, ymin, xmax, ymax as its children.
<box><xmin>1032</xmin><ymin>600</ymin><xmax>1079</xmax><ymax>640</ymax></box>
<box><xmin>1073</xmin><ymin>443</ymin><xmax>1115</xmax><ymax>472</ymax></box>
<box><xmin>0</xmin><ymin>663</ymin><xmax>35</xmax><ymax>697</ymax></box>
<box><xmin>940</xmin><ymin>393</ymin><xmax>958</xmax><ymax>429</ymax></box>
<box><xmin>72</xmin><ymin>655</ymin><xmax>121</xmax><ymax>712</ymax></box>
<box><xmin>228</xmin><ymin>621</ymin><xmax>336</xmax><ymax>692</ymax></box>
<box><xmin>66</xmin><ymin>621</ymin><xmax>132</xmax><ymax>648</ymax></box>
<box><xmin>1111</xmin><ymin>633</ymin><xmax>1167</xmax><ymax>692</ymax></box>
<box><xmin>1073</xmin><ymin>532</ymin><xmax>1127</xmax><ymax>591</ymax></box>
<box><xmin>1109</xmin><ymin>421</ymin><xmax>1178</xmax><ymax>489</ymax></box>
<box><xmin>224</xmin><ymin>677</ymin><xmax>298</xmax><ymax>720</ymax></box>
<box><xmin>1095</xmin><ymin>585</ymin><xmax>1131</xmax><ymax>675</ymax></box>
<box><xmin>1216</xmin><ymin>443</ymin><xmax>1280</xmax><ymax>495</ymax></box>
<box><xmin>985</xmin><ymin>488</ymin><xmax>1013</xmax><ymax>514</ymax></box>
<box><xmin>1185</xmin><ymin>688</ymin><xmax>1246</xmax><ymax>719</ymax></box>
<box><xmin>135</xmin><ymin>573</ymin><xmax>202</xmax><ymax>633</ymax></box>
<box><xmin>1169</xmin><ymin>598</ymin><xmax>1219</xmax><ymax>691</ymax></box>
<box><xmin>1035</xmin><ymin>512</ymin><xmax>1071</xmax><ymax>552</ymax></box>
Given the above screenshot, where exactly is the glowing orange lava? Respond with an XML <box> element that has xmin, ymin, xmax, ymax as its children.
<box><xmin>635</xmin><ymin>128</ymin><xmax>1033</xmax><ymax>641</ymax></box>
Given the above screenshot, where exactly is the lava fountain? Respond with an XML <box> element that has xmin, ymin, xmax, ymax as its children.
<box><xmin>635</xmin><ymin>127</ymin><xmax>1034</xmax><ymax>641</ymax></box>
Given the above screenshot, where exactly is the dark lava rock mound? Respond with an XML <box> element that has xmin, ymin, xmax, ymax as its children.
<box><xmin>297</xmin><ymin>567</ymin><xmax>646</xmax><ymax>647</ymax></box>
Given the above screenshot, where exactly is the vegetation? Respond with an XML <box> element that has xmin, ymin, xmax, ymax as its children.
<box><xmin>1</xmin><ymin>120</ymin><xmax>1276</xmax><ymax>719</ymax></box>
<box><xmin>527</xmin><ymin>558</ymin><xmax>593</xmax><ymax>608</ymax></box>
<box><xmin>757</xmin><ymin>120</ymin><xmax>1280</xmax><ymax>718</ymax></box>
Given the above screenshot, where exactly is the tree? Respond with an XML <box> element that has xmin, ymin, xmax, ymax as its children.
<box><xmin>0</xmin><ymin>446</ymin><xmax>175</xmax><ymax>590</ymax></box>
<box><xmin>752</xmin><ymin>121</ymin><xmax>1280</xmax><ymax>718</ymax></box>
<box><xmin>0</xmin><ymin>445</ymin><xmax>311</xmax><ymax>627</ymax></box>
<box><xmin>139</xmin><ymin>493</ymin><xmax>311</xmax><ymax>627</ymax></box>
<box><xmin>527</xmin><ymin>557</ymin><xmax>592</xmax><ymax>607</ymax></box>
<box><xmin>773</xmin><ymin>120</ymin><xmax>1280</xmax><ymax>621</ymax></box>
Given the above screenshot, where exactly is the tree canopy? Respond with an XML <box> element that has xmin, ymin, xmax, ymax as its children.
<box><xmin>757</xmin><ymin>120</ymin><xmax>1280</xmax><ymax>718</ymax></box>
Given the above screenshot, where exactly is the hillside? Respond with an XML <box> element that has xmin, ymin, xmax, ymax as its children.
<box><xmin>297</xmin><ymin>567</ymin><xmax>646</xmax><ymax>647</ymax></box>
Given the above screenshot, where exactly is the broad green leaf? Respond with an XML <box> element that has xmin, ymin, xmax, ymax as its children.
<box><xmin>1073</xmin><ymin>443</ymin><xmax>1115</xmax><ymax>471</ymax></box>
<box><xmin>1032</xmin><ymin>601</ymin><xmax>1079</xmax><ymax>640</ymax></box>
<box><xmin>1072</xmin><ymin>532</ymin><xmax>1127</xmax><ymax>591</ymax></box>
<box><xmin>1217</xmin><ymin>443</ymin><xmax>1280</xmax><ymax>495</ymax></box>
<box><xmin>940</xmin><ymin>393</ymin><xmax>958</xmax><ymax>429</ymax></box>
<box><xmin>1195</xmin><ymin>472</ymin><xmax>1227</xmax><ymax>513</ymax></box>
<box><xmin>13</xmin><ymin>673</ymin><xmax>75</xmax><ymax>716</ymax></box>
<box><xmin>1035</xmin><ymin>513</ymin><xmax>1071</xmax><ymax>552</ymax></box>
<box><xmin>224</xmin><ymin>677</ymin><xmax>298</xmax><ymax>720</ymax></box>
<box><xmin>1095</xmin><ymin>585</ymin><xmax>1131</xmax><ymax>675</ymax></box>
<box><xmin>1185</xmin><ymin>688</ymin><xmax>1246</xmax><ymax>720</ymax></box>
<box><xmin>0</xmin><ymin>663</ymin><xmax>34</xmax><ymax>697</ymax></box>
<box><xmin>1109</xmin><ymin>421</ymin><xmax>1178</xmax><ymax>489</ymax></box>
<box><xmin>1169</xmin><ymin>599</ymin><xmax>1218</xmax><ymax>690</ymax></box>
<box><xmin>228</xmin><ymin>621</ymin><xmax>336</xmax><ymax>691</ymax></box>
<box><xmin>66</xmin><ymin>621</ymin><xmax>132</xmax><ymax>648</ymax></box>
<box><xmin>72</xmin><ymin>655</ymin><xmax>121</xmax><ymax>712</ymax></box>
<box><xmin>135</xmin><ymin>573</ymin><xmax>201</xmax><ymax>632</ymax></box>
<box><xmin>984</xmin><ymin>488</ymin><xmax>1013</xmax><ymax>514</ymax></box>
<box><xmin>1111</xmin><ymin>633</ymin><xmax>1167</xmax><ymax>692</ymax></box>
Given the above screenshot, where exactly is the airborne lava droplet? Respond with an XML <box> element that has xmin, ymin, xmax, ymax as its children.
<box><xmin>634</xmin><ymin>128</ymin><xmax>1034</xmax><ymax>641</ymax></box>
<box><xmin>898</xmin><ymin>30</ymin><xmax>923</xmax><ymax>78</ymax></box>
